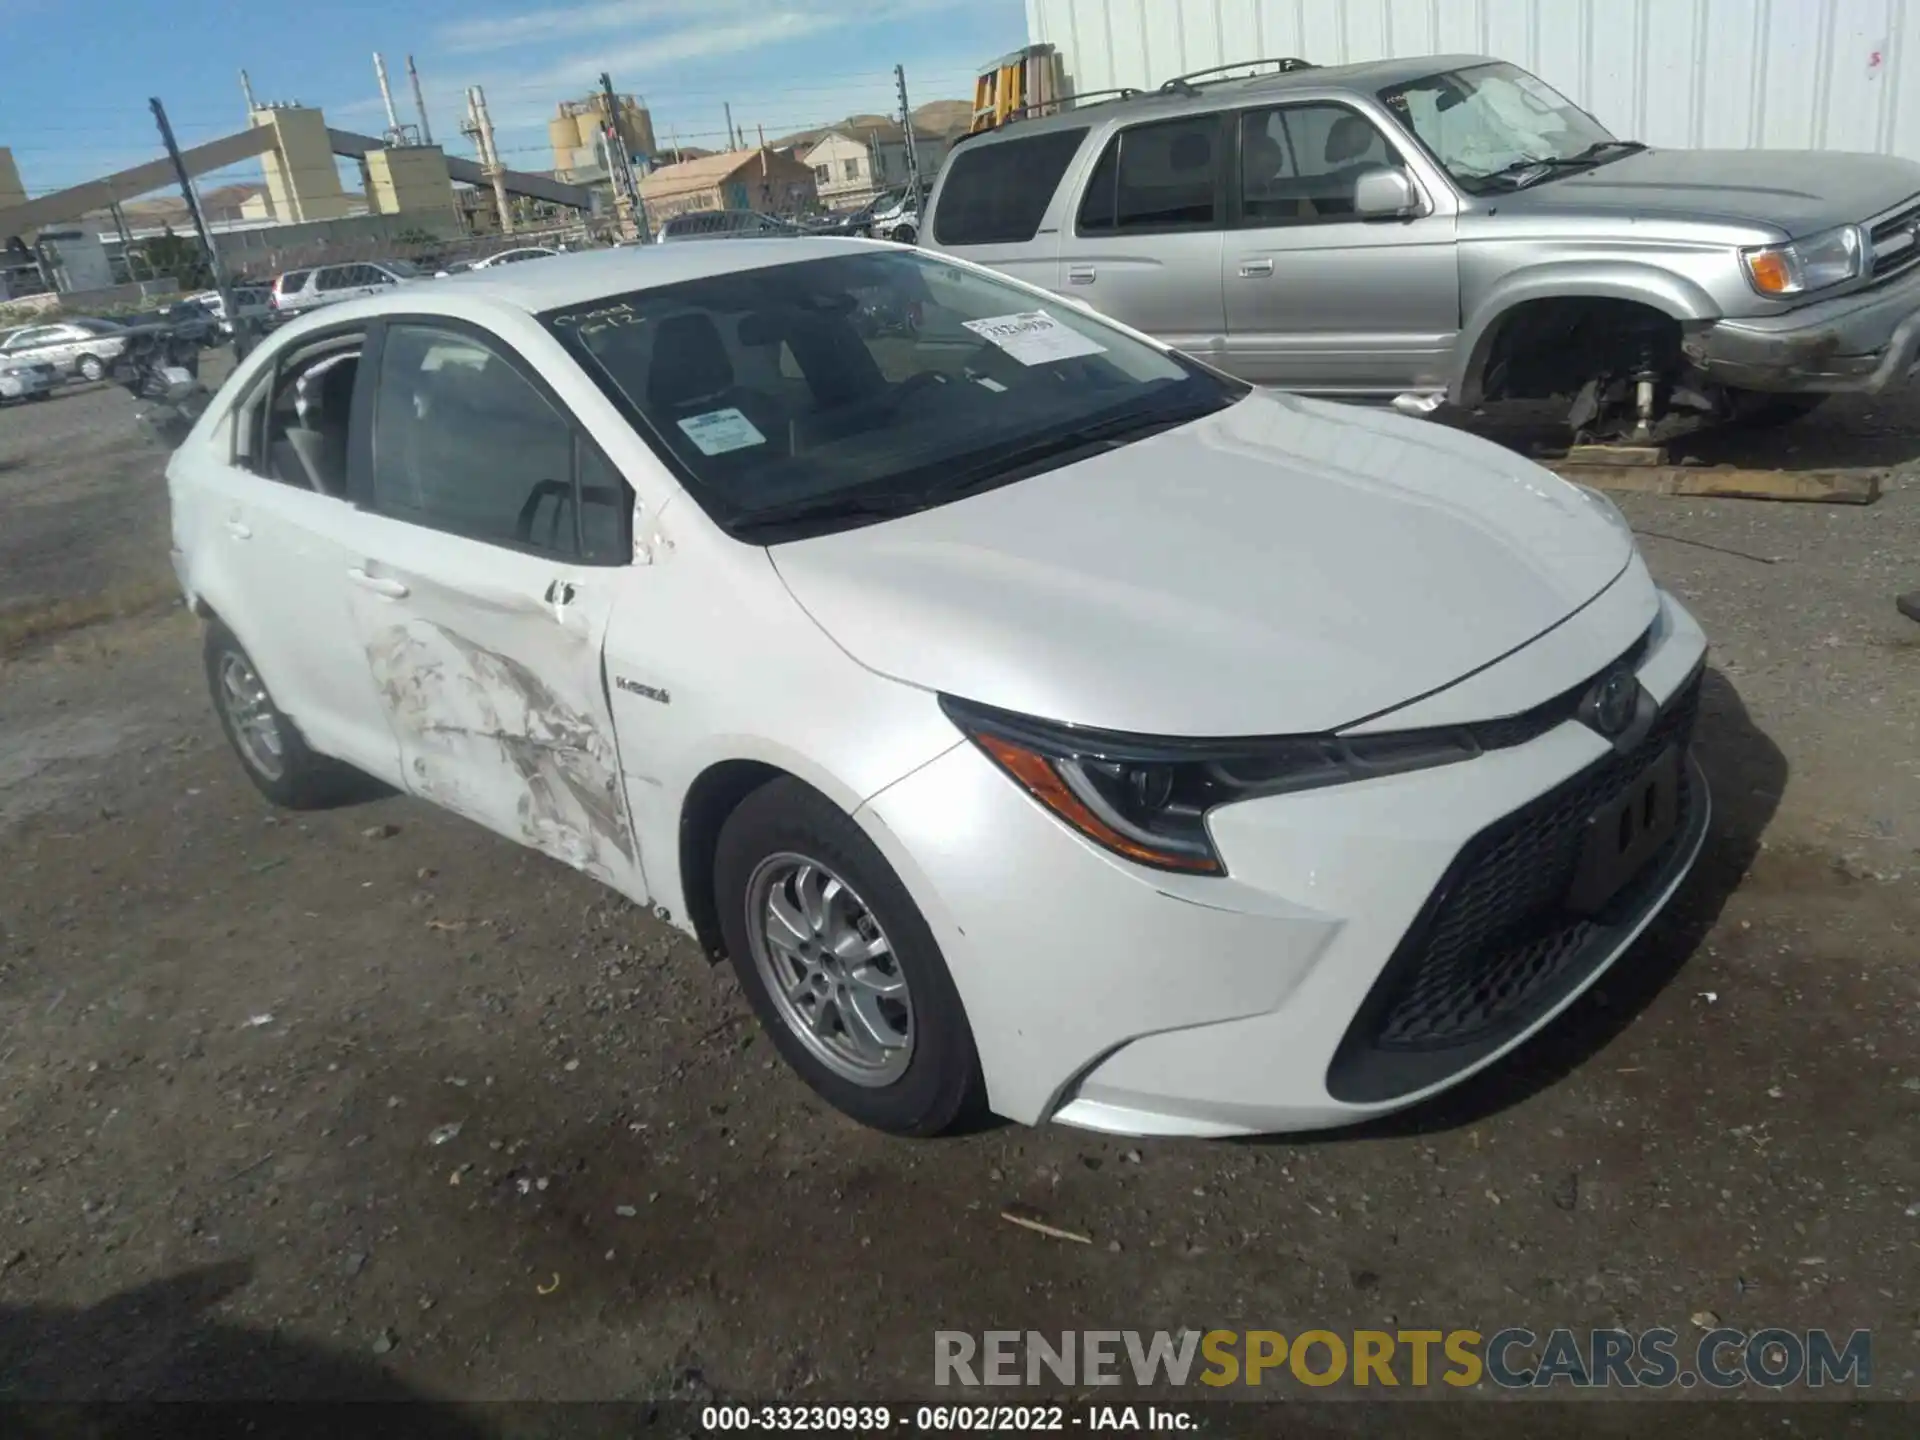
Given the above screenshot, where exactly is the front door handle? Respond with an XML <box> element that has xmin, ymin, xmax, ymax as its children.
<box><xmin>1067</xmin><ymin>265</ymin><xmax>1097</xmax><ymax>284</ymax></box>
<box><xmin>348</xmin><ymin>567</ymin><xmax>409</xmax><ymax>599</ymax></box>
<box><xmin>1238</xmin><ymin>258</ymin><xmax>1274</xmax><ymax>278</ymax></box>
<box><xmin>544</xmin><ymin>579</ymin><xmax>576</xmax><ymax>607</ymax></box>
<box><xmin>225</xmin><ymin>519</ymin><xmax>252</xmax><ymax>539</ymax></box>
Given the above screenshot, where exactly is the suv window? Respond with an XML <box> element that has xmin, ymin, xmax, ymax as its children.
<box><xmin>277</xmin><ymin>269</ymin><xmax>312</xmax><ymax>293</ymax></box>
<box><xmin>1239</xmin><ymin>103</ymin><xmax>1396</xmax><ymax>223</ymax></box>
<box><xmin>372</xmin><ymin>322</ymin><xmax>623</xmax><ymax>559</ymax></box>
<box><xmin>1077</xmin><ymin>115</ymin><xmax>1223</xmax><ymax>234</ymax></box>
<box><xmin>932</xmin><ymin>128</ymin><xmax>1088</xmax><ymax>245</ymax></box>
<box><xmin>315</xmin><ymin>266</ymin><xmax>354</xmax><ymax>292</ymax></box>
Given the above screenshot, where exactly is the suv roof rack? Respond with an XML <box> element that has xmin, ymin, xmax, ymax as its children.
<box><xmin>1158</xmin><ymin>57</ymin><xmax>1316</xmax><ymax>96</ymax></box>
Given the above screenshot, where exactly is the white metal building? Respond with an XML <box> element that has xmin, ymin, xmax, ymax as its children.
<box><xmin>1026</xmin><ymin>0</ymin><xmax>1920</xmax><ymax>157</ymax></box>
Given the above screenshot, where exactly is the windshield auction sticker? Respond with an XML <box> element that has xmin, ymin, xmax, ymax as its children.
<box><xmin>962</xmin><ymin>310</ymin><xmax>1107</xmax><ymax>366</ymax></box>
<box><xmin>677</xmin><ymin>408</ymin><xmax>767</xmax><ymax>455</ymax></box>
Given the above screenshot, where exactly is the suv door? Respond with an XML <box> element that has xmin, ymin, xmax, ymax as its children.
<box><xmin>1059</xmin><ymin>113</ymin><xmax>1229</xmax><ymax>355</ymax></box>
<box><xmin>174</xmin><ymin>325</ymin><xmax>404</xmax><ymax>779</ymax></box>
<box><xmin>347</xmin><ymin>317</ymin><xmax>646</xmax><ymax>893</ymax></box>
<box><xmin>1222</xmin><ymin>100</ymin><xmax>1459</xmax><ymax>393</ymax></box>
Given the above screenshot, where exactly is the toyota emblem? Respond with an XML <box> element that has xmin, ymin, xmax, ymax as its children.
<box><xmin>1588</xmin><ymin>669</ymin><xmax>1639</xmax><ymax>737</ymax></box>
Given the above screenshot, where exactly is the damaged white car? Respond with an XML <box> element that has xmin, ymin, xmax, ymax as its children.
<box><xmin>167</xmin><ymin>240</ymin><xmax>1709</xmax><ymax>1138</ymax></box>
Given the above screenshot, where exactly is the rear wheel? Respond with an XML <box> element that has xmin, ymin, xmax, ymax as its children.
<box><xmin>714</xmin><ymin>777</ymin><xmax>984</xmax><ymax>1135</ymax></box>
<box><xmin>203</xmin><ymin>621</ymin><xmax>361</xmax><ymax>808</ymax></box>
<box><xmin>77</xmin><ymin>355</ymin><xmax>105</xmax><ymax>382</ymax></box>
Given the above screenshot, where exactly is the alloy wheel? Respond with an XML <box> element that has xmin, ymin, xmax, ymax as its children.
<box><xmin>745</xmin><ymin>852</ymin><xmax>913</xmax><ymax>1086</ymax></box>
<box><xmin>219</xmin><ymin>651</ymin><xmax>286</xmax><ymax>780</ymax></box>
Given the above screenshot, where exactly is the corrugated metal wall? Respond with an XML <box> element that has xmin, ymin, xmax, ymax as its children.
<box><xmin>1025</xmin><ymin>0</ymin><xmax>1920</xmax><ymax>157</ymax></box>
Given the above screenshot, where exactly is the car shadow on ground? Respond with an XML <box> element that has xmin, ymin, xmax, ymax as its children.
<box><xmin>1252</xmin><ymin>666</ymin><xmax>1785</xmax><ymax>1145</ymax></box>
<box><xmin>0</xmin><ymin>1260</ymin><xmax>487</xmax><ymax>1427</ymax></box>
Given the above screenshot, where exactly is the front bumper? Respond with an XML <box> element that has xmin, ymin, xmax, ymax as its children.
<box><xmin>857</xmin><ymin>588</ymin><xmax>1710</xmax><ymax>1137</ymax></box>
<box><xmin>1685</xmin><ymin>262</ymin><xmax>1920</xmax><ymax>393</ymax></box>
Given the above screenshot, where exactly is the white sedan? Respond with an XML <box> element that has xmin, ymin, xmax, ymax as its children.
<box><xmin>164</xmin><ymin>239</ymin><xmax>1710</xmax><ymax>1138</ymax></box>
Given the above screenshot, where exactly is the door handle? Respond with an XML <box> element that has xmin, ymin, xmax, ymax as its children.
<box><xmin>348</xmin><ymin>567</ymin><xmax>409</xmax><ymax>599</ymax></box>
<box><xmin>225</xmin><ymin>519</ymin><xmax>252</xmax><ymax>539</ymax></box>
<box><xmin>1067</xmin><ymin>265</ymin><xmax>1097</xmax><ymax>284</ymax></box>
<box><xmin>1238</xmin><ymin>258</ymin><xmax>1274</xmax><ymax>278</ymax></box>
<box><xmin>544</xmin><ymin>579</ymin><xmax>576</xmax><ymax>607</ymax></box>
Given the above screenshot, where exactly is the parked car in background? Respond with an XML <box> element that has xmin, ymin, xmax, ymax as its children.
<box><xmin>0</xmin><ymin>352</ymin><xmax>56</xmax><ymax>402</ymax></box>
<box><xmin>0</xmin><ymin>317</ymin><xmax>130</xmax><ymax>382</ymax></box>
<box><xmin>165</xmin><ymin>239</ymin><xmax>1708</xmax><ymax>1140</ymax></box>
<box><xmin>926</xmin><ymin>52</ymin><xmax>1920</xmax><ymax>440</ymax></box>
<box><xmin>867</xmin><ymin>181</ymin><xmax>931</xmax><ymax>244</ymax></box>
<box><xmin>434</xmin><ymin>246</ymin><xmax>561</xmax><ymax>278</ymax></box>
<box><xmin>657</xmin><ymin>210</ymin><xmax>808</xmax><ymax>242</ymax></box>
<box><xmin>271</xmin><ymin>260</ymin><xmax>422</xmax><ymax>318</ymax></box>
<box><xmin>187</xmin><ymin>287</ymin><xmax>274</xmax><ymax>335</ymax></box>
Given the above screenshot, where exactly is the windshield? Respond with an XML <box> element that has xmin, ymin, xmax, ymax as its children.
<box><xmin>543</xmin><ymin>249</ymin><xmax>1243</xmax><ymax>540</ymax></box>
<box><xmin>1380</xmin><ymin>62</ymin><xmax>1617</xmax><ymax>193</ymax></box>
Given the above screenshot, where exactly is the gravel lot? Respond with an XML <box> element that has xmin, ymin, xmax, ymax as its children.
<box><xmin>0</xmin><ymin>370</ymin><xmax>1916</xmax><ymax>1423</ymax></box>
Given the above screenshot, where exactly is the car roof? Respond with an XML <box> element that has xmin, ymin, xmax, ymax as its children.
<box><xmin>424</xmin><ymin>237</ymin><xmax>883</xmax><ymax>311</ymax></box>
<box><xmin>954</xmin><ymin>53</ymin><xmax>1495</xmax><ymax>145</ymax></box>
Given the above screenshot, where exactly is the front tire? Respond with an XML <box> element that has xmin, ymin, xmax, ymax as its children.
<box><xmin>203</xmin><ymin>621</ymin><xmax>361</xmax><ymax>808</ymax></box>
<box><xmin>714</xmin><ymin>777</ymin><xmax>984</xmax><ymax>1136</ymax></box>
<box><xmin>77</xmin><ymin>355</ymin><xmax>105</xmax><ymax>383</ymax></box>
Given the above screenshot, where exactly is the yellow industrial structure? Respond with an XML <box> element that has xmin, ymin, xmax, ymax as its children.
<box><xmin>364</xmin><ymin>145</ymin><xmax>457</xmax><ymax>219</ymax></box>
<box><xmin>0</xmin><ymin>148</ymin><xmax>25</xmax><ymax>215</ymax></box>
<box><xmin>550</xmin><ymin>93</ymin><xmax>657</xmax><ymax>176</ymax></box>
<box><xmin>249</xmin><ymin>106</ymin><xmax>357</xmax><ymax>222</ymax></box>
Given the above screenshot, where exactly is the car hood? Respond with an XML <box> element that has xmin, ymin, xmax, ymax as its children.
<box><xmin>770</xmin><ymin>392</ymin><xmax>1634</xmax><ymax>737</ymax></box>
<box><xmin>1500</xmin><ymin>149</ymin><xmax>1920</xmax><ymax>237</ymax></box>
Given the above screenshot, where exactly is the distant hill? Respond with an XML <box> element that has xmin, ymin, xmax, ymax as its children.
<box><xmin>912</xmin><ymin>100</ymin><xmax>974</xmax><ymax>137</ymax></box>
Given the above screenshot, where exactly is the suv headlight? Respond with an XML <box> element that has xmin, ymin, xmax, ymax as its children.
<box><xmin>1741</xmin><ymin>224</ymin><xmax>1866</xmax><ymax>296</ymax></box>
<box><xmin>939</xmin><ymin>695</ymin><xmax>1481</xmax><ymax>875</ymax></box>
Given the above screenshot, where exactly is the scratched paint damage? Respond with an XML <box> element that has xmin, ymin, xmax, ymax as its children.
<box><xmin>367</xmin><ymin>620</ymin><xmax>636</xmax><ymax>883</ymax></box>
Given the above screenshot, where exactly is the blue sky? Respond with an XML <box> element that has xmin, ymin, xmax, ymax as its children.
<box><xmin>1</xmin><ymin>0</ymin><xmax>1027</xmax><ymax>199</ymax></box>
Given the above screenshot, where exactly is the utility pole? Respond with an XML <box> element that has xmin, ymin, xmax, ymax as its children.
<box><xmin>724</xmin><ymin>102</ymin><xmax>738</xmax><ymax>151</ymax></box>
<box><xmin>150</xmin><ymin>96</ymin><xmax>248</xmax><ymax>355</ymax></box>
<box><xmin>469</xmin><ymin>85</ymin><xmax>513</xmax><ymax>234</ymax></box>
<box><xmin>598</xmin><ymin>71</ymin><xmax>644</xmax><ymax>242</ymax></box>
<box><xmin>895</xmin><ymin>63</ymin><xmax>922</xmax><ymax>199</ymax></box>
<box><xmin>406</xmin><ymin>55</ymin><xmax>434</xmax><ymax>145</ymax></box>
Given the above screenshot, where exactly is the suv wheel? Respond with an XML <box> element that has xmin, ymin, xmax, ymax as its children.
<box><xmin>204</xmin><ymin>621</ymin><xmax>363</xmax><ymax>808</ymax></box>
<box><xmin>714</xmin><ymin>777</ymin><xmax>985</xmax><ymax>1136</ymax></box>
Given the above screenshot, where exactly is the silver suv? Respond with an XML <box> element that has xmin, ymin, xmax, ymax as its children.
<box><xmin>270</xmin><ymin>260</ymin><xmax>421</xmax><ymax>318</ymax></box>
<box><xmin>925</xmin><ymin>54</ymin><xmax>1920</xmax><ymax>439</ymax></box>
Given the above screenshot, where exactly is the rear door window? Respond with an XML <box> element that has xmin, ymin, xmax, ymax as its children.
<box><xmin>932</xmin><ymin>128</ymin><xmax>1088</xmax><ymax>245</ymax></box>
<box><xmin>1077</xmin><ymin>115</ymin><xmax>1225</xmax><ymax>234</ymax></box>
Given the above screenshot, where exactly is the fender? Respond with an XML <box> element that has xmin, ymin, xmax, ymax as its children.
<box><xmin>1452</xmin><ymin>262</ymin><xmax>1721</xmax><ymax>405</ymax></box>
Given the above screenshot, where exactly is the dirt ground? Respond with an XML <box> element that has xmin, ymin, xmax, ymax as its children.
<box><xmin>1</xmin><ymin>369</ymin><xmax>1917</xmax><ymax>1422</ymax></box>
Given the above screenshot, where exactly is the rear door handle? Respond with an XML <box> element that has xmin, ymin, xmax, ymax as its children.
<box><xmin>348</xmin><ymin>567</ymin><xmax>409</xmax><ymax>599</ymax></box>
<box><xmin>225</xmin><ymin>519</ymin><xmax>252</xmax><ymax>539</ymax></box>
<box><xmin>1067</xmin><ymin>265</ymin><xmax>1097</xmax><ymax>284</ymax></box>
<box><xmin>1238</xmin><ymin>259</ymin><xmax>1274</xmax><ymax>278</ymax></box>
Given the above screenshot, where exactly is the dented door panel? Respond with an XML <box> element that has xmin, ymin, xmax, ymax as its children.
<box><xmin>346</xmin><ymin>513</ymin><xmax>649</xmax><ymax>901</ymax></box>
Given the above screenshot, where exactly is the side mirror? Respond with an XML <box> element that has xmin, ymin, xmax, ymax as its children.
<box><xmin>1354</xmin><ymin>166</ymin><xmax>1424</xmax><ymax>219</ymax></box>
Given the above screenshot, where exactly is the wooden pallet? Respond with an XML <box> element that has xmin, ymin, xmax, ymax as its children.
<box><xmin>1548</xmin><ymin>444</ymin><xmax>1882</xmax><ymax>504</ymax></box>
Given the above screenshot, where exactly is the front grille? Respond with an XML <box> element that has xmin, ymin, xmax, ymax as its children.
<box><xmin>1871</xmin><ymin>201</ymin><xmax>1920</xmax><ymax>277</ymax></box>
<box><xmin>1327</xmin><ymin>667</ymin><xmax>1704</xmax><ymax>1103</ymax></box>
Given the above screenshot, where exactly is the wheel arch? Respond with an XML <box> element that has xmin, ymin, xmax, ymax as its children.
<box><xmin>1454</xmin><ymin>264</ymin><xmax>1719</xmax><ymax>406</ymax></box>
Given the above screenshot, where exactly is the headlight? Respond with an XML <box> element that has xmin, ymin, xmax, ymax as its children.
<box><xmin>1741</xmin><ymin>224</ymin><xmax>1865</xmax><ymax>296</ymax></box>
<box><xmin>939</xmin><ymin>695</ymin><xmax>1481</xmax><ymax>875</ymax></box>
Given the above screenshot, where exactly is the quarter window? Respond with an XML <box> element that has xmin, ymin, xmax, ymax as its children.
<box><xmin>371</xmin><ymin>323</ymin><xmax>627</xmax><ymax>560</ymax></box>
<box><xmin>1076</xmin><ymin>115</ymin><xmax>1222</xmax><ymax>234</ymax></box>
<box><xmin>246</xmin><ymin>332</ymin><xmax>365</xmax><ymax>495</ymax></box>
<box><xmin>932</xmin><ymin>127</ymin><xmax>1088</xmax><ymax>246</ymax></box>
<box><xmin>1238</xmin><ymin>104</ymin><xmax>1396</xmax><ymax>224</ymax></box>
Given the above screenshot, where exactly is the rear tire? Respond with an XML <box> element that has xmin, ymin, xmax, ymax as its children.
<box><xmin>714</xmin><ymin>777</ymin><xmax>985</xmax><ymax>1136</ymax></box>
<box><xmin>77</xmin><ymin>355</ymin><xmax>105</xmax><ymax>383</ymax></box>
<box><xmin>203</xmin><ymin>621</ymin><xmax>362</xmax><ymax>809</ymax></box>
